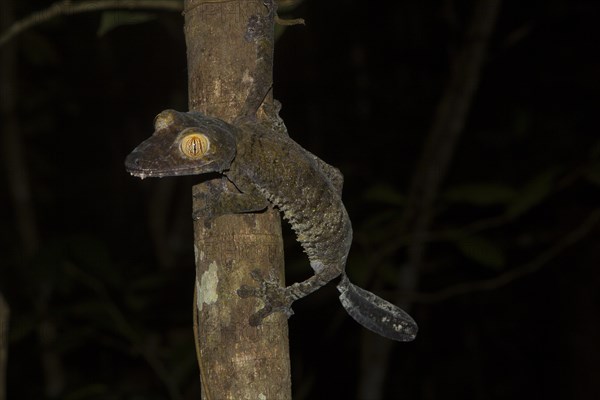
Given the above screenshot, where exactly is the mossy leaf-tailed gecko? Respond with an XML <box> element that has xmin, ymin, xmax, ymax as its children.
<box><xmin>125</xmin><ymin>105</ymin><xmax>418</xmax><ymax>341</ymax></box>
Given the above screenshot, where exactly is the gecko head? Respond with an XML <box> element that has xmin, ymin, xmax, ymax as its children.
<box><xmin>125</xmin><ymin>110</ymin><xmax>237</xmax><ymax>178</ymax></box>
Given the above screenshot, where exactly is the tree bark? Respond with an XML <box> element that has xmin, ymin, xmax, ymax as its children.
<box><xmin>183</xmin><ymin>1</ymin><xmax>292</xmax><ymax>399</ymax></box>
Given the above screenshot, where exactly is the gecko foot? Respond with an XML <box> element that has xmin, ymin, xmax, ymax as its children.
<box><xmin>237</xmin><ymin>270</ymin><xmax>294</xmax><ymax>326</ymax></box>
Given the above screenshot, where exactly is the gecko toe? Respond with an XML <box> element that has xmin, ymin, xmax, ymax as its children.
<box><xmin>237</xmin><ymin>270</ymin><xmax>295</xmax><ymax>325</ymax></box>
<box><xmin>248</xmin><ymin>305</ymin><xmax>274</xmax><ymax>326</ymax></box>
<box><xmin>237</xmin><ymin>285</ymin><xmax>260</xmax><ymax>298</ymax></box>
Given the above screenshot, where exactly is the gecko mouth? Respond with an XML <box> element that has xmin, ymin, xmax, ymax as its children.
<box><xmin>124</xmin><ymin>152</ymin><xmax>224</xmax><ymax>179</ymax></box>
<box><xmin>124</xmin><ymin>154</ymin><xmax>186</xmax><ymax>178</ymax></box>
<box><xmin>125</xmin><ymin>162</ymin><xmax>200</xmax><ymax>179</ymax></box>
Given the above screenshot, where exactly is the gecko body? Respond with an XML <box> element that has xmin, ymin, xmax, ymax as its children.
<box><xmin>125</xmin><ymin>108</ymin><xmax>417</xmax><ymax>341</ymax></box>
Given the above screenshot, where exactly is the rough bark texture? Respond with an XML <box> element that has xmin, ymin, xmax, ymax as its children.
<box><xmin>183</xmin><ymin>1</ymin><xmax>292</xmax><ymax>399</ymax></box>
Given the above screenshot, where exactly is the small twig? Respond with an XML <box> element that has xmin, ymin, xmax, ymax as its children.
<box><xmin>0</xmin><ymin>0</ymin><xmax>183</xmax><ymax>47</ymax></box>
<box><xmin>367</xmin><ymin>163</ymin><xmax>589</xmax><ymax>274</ymax></box>
<box><xmin>401</xmin><ymin>208</ymin><xmax>600</xmax><ymax>304</ymax></box>
<box><xmin>275</xmin><ymin>15</ymin><xmax>304</xmax><ymax>26</ymax></box>
<box><xmin>275</xmin><ymin>0</ymin><xmax>305</xmax><ymax>25</ymax></box>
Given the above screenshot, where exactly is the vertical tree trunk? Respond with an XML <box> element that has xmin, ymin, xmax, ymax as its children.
<box><xmin>182</xmin><ymin>1</ymin><xmax>292</xmax><ymax>398</ymax></box>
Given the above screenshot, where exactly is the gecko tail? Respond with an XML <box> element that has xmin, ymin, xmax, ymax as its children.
<box><xmin>337</xmin><ymin>274</ymin><xmax>418</xmax><ymax>342</ymax></box>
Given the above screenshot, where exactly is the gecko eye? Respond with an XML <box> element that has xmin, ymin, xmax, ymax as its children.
<box><xmin>180</xmin><ymin>133</ymin><xmax>210</xmax><ymax>159</ymax></box>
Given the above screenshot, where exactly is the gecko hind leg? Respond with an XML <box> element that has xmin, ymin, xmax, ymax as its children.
<box><xmin>237</xmin><ymin>269</ymin><xmax>336</xmax><ymax>326</ymax></box>
<box><xmin>237</xmin><ymin>270</ymin><xmax>295</xmax><ymax>326</ymax></box>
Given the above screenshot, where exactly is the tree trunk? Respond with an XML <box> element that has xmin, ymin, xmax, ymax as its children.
<box><xmin>182</xmin><ymin>1</ymin><xmax>292</xmax><ymax>398</ymax></box>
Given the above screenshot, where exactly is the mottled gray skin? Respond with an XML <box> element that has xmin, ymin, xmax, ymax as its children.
<box><xmin>231</xmin><ymin>117</ymin><xmax>352</xmax><ymax>282</ymax></box>
<box><xmin>125</xmin><ymin>108</ymin><xmax>418</xmax><ymax>341</ymax></box>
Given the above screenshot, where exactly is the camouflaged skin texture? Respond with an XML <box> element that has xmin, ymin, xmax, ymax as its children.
<box><xmin>230</xmin><ymin>116</ymin><xmax>352</xmax><ymax>278</ymax></box>
<box><xmin>125</xmin><ymin>108</ymin><xmax>418</xmax><ymax>341</ymax></box>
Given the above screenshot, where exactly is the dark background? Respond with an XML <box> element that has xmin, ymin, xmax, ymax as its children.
<box><xmin>1</xmin><ymin>0</ymin><xmax>599</xmax><ymax>399</ymax></box>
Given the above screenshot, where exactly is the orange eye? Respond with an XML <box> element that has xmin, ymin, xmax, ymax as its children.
<box><xmin>180</xmin><ymin>133</ymin><xmax>210</xmax><ymax>159</ymax></box>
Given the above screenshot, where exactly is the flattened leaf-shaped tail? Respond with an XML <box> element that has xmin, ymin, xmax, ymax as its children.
<box><xmin>337</xmin><ymin>275</ymin><xmax>418</xmax><ymax>342</ymax></box>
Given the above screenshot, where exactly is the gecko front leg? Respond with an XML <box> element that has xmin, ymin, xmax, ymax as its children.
<box><xmin>192</xmin><ymin>180</ymin><xmax>269</xmax><ymax>226</ymax></box>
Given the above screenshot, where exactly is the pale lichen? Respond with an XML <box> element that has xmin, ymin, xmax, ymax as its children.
<box><xmin>197</xmin><ymin>261</ymin><xmax>219</xmax><ymax>311</ymax></box>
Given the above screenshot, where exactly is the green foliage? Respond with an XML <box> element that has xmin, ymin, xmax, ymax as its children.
<box><xmin>506</xmin><ymin>169</ymin><xmax>558</xmax><ymax>218</ymax></box>
<box><xmin>453</xmin><ymin>235</ymin><xmax>506</xmax><ymax>269</ymax></box>
<box><xmin>363</xmin><ymin>183</ymin><xmax>406</xmax><ymax>207</ymax></box>
<box><xmin>443</xmin><ymin>169</ymin><xmax>559</xmax><ymax>219</ymax></box>
<box><xmin>444</xmin><ymin>183</ymin><xmax>517</xmax><ymax>206</ymax></box>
